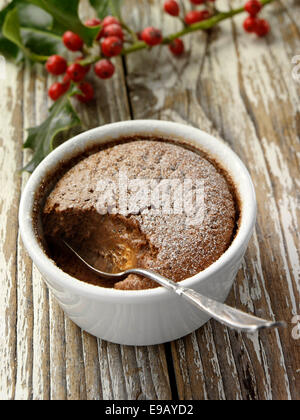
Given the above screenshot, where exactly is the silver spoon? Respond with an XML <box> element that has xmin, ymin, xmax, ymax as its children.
<box><xmin>64</xmin><ymin>241</ymin><xmax>285</xmax><ymax>334</ymax></box>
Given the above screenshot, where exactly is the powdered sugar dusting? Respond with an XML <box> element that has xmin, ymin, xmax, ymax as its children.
<box><xmin>44</xmin><ymin>140</ymin><xmax>236</xmax><ymax>289</ymax></box>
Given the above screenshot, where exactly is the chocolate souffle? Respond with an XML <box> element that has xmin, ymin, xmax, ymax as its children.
<box><xmin>42</xmin><ymin>139</ymin><xmax>238</xmax><ymax>290</ymax></box>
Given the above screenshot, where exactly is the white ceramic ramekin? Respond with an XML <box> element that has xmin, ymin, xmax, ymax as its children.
<box><xmin>19</xmin><ymin>120</ymin><xmax>257</xmax><ymax>346</ymax></box>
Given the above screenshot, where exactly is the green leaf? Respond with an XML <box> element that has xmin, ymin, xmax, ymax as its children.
<box><xmin>23</xmin><ymin>92</ymin><xmax>81</xmax><ymax>173</ymax></box>
<box><xmin>23</xmin><ymin>0</ymin><xmax>99</xmax><ymax>45</ymax></box>
<box><xmin>89</xmin><ymin>0</ymin><xmax>110</xmax><ymax>18</ymax></box>
<box><xmin>0</xmin><ymin>33</ymin><xmax>21</xmax><ymax>60</ymax></box>
<box><xmin>17</xmin><ymin>2</ymin><xmax>53</xmax><ymax>30</ymax></box>
<box><xmin>0</xmin><ymin>0</ymin><xmax>22</xmax><ymax>60</ymax></box>
<box><xmin>0</xmin><ymin>0</ymin><xmax>18</xmax><ymax>27</ymax></box>
<box><xmin>0</xmin><ymin>0</ymin><xmax>102</xmax><ymax>60</ymax></box>
<box><xmin>20</xmin><ymin>27</ymin><xmax>67</xmax><ymax>57</ymax></box>
<box><xmin>89</xmin><ymin>0</ymin><xmax>122</xmax><ymax>19</ymax></box>
<box><xmin>2</xmin><ymin>7</ymin><xmax>49</xmax><ymax>61</ymax></box>
<box><xmin>0</xmin><ymin>2</ymin><xmax>69</xmax><ymax>60</ymax></box>
<box><xmin>108</xmin><ymin>0</ymin><xmax>122</xmax><ymax>18</ymax></box>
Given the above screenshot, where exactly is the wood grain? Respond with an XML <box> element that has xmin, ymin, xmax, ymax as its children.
<box><xmin>0</xmin><ymin>0</ymin><xmax>299</xmax><ymax>400</ymax></box>
<box><xmin>0</xmin><ymin>0</ymin><xmax>172</xmax><ymax>400</ymax></box>
<box><xmin>124</xmin><ymin>0</ymin><xmax>300</xmax><ymax>401</ymax></box>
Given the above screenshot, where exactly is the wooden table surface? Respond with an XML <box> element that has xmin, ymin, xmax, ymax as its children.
<box><xmin>0</xmin><ymin>0</ymin><xmax>299</xmax><ymax>400</ymax></box>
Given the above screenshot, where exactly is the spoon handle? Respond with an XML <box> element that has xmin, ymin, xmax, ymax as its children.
<box><xmin>128</xmin><ymin>268</ymin><xmax>285</xmax><ymax>333</ymax></box>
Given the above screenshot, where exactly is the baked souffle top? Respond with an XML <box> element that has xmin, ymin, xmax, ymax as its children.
<box><xmin>43</xmin><ymin>140</ymin><xmax>237</xmax><ymax>290</ymax></box>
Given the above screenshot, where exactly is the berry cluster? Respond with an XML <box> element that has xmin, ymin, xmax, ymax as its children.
<box><xmin>163</xmin><ymin>0</ymin><xmax>215</xmax><ymax>56</ymax></box>
<box><xmin>45</xmin><ymin>1</ymin><xmax>271</xmax><ymax>103</ymax></box>
<box><xmin>243</xmin><ymin>0</ymin><xmax>270</xmax><ymax>37</ymax></box>
<box><xmin>46</xmin><ymin>16</ymin><xmax>124</xmax><ymax>102</ymax></box>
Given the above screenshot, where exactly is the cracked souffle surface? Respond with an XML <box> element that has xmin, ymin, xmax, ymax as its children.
<box><xmin>42</xmin><ymin>139</ymin><xmax>237</xmax><ymax>290</ymax></box>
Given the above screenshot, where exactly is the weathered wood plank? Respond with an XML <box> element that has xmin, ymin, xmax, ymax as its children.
<box><xmin>189</xmin><ymin>0</ymin><xmax>300</xmax><ymax>400</ymax></box>
<box><xmin>135</xmin><ymin>345</ymin><xmax>172</xmax><ymax>400</ymax></box>
<box><xmin>0</xmin><ymin>57</ymin><xmax>23</xmax><ymax>400</ymax></box>
<box><xmin>31</xmin><ymin>66</ymin><xmax>52</xmax><ymax>401</ymax></box>
<box><xmin>234</xmin><ymin>0</ymin><xmax>299</xmax><ymax>399</ymax></box>
<box><xmin>199</xmin><ymin>0</ymin><xmax>300</xmax><ymax>399</ymax></box>
<box><xmin>124</xmin><ymin>0</ymin><xmax>300</xmax><ymax>400</ymax></box>
<box><xmin>124</xmin><ymin>0</ymin><xmax>245</xmax><ymax>401</ymax></box>
<box><xmin>81</xmin><ymin>332</ymin><xmax>103</xmax><ymax>400</ymax></box>
<box><xmin>14</xmin><ymin>62</ymin><xmax>36</xmax><ymax>401</ymax></box>
<box><xmin>0</xmin><ymin>0</ymin><xmax>172</xmax><ymax>399</ymax></box>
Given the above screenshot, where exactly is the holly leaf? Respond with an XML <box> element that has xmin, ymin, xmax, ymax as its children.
<box><xmin>108</xmin><ymin>0</ymin><xmax>123</xmax><ymax>18</ymax></box>
<box><xmin>2</xmin><ymin>7</ymin><xmax>49</xmax><ymax>61</ymax></box>
<box><xmin>89</xmin><ymin>0</ymin><xmax>110</xmax><ymax>18</ymax></box>
<box><xmin>23</xmin><ymin>0</ymin><xmax>99</xmax><ymax>45</ymax></box>
<box><xmin>0</xmin><ymin>0</ymin><xmax>22</xmax><ymax>60</ymax></box>
<box><xmin>23</xmin><ymin>93</ymin><xmax>81</xmax><ymax>172</ymax></box>
<box><xmin>89</xmin><ymin>0</ymin><xmax>123</xmax><ymax>19</ymax></box>
<box><xmin>0</xmin><ymin>0</ymin><xmax>101</xmax><ymax>61</ymax></box>
<box><xmin>17</xmin><ymin>2</ymin><xmax>53</xmax><ymax>30</ymax></box>
<box><xmin>0</xmin><ymin>30</ymin><xmax>21</xmax><ymax>60</ymax></box>
<box><xmin>1</xmin><ymin>2</ymin><xmax>69</xmax><ymax>61</ymax></box>
<box><xmin>20</xmin><ymin>27</ymin><xmax>68</xmax><ymax>57</ymax></box>
<box><xmin>2</xmin><ymin>4</ymin><xmax>71</xmax><ymax>62</ymax></box>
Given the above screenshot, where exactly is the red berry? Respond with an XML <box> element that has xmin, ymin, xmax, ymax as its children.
<box><xmin>244</xmin><ymin>0</ymin><xmax>262</xmax><ymax>16</ymax></box>
<box><xmin>86</xmin><ymin>18</ymin><xmax>103</xmax><ymax>40</ymax></box>
<box><xmin>184</xmin><ymin>10</ymin><xmax>210</xmax><ymax>25</ymax></box>
<box><xmin>190</xmin><ymin>0</ymin><xmax>205</xmax><ymax>4</ymax></box>
<box><xmin>85</xmin><ymin>18</ymin><xmax>103</xmax><ymax>40</ymax></box>
<box><xmin>102</xmin><ymin>16</ymin><xmax>120</xmax><ymax>27</ymax></box>
<box><xmin>185</xmin><ymin>11</ymin><xmax>201</xmax><ymax>25</ymax></box>
<box><xmin>62</xmin><ymin>73</ymin><xmax>71</xmax><ymax>84</ymax></box>
<box><xmin>141</xmin><ymin>27</ymin><xmax>163</xmax><ymax>46</ymax></box>
<box><xmin>102</xmin><ymin>24</ymin><xmax>124</xmax><ymax>40</ymax></box>
<box><xmin>75</xmin><ymin>56</ymin><xmax>91</xmax><ymax>74</ymax></box>
<box><xmin>164</xmin><ymin>0</ymin><xmax>180</xmax><ymax>17</ymax></box>
<box><xmin>169</xmin><ymin>38</ymin><xmax>184</xmax><ymax>56</ymax></box>
<box><xmin>200</xmin><ymin>10</ymin><xmax>211</xmax><ymax>20</ymax></box>
<box><xmin>94</xmin><ymin>59</ymin><xmax>115</xmax><ymax>79</ymax></box>
<box><xmin>97</xmin><ymin>28</ymin><xmax>105</xmax><ymax>40</ymax></box>
<box><xmin>66</xmin><ymin>62</ymin><xmax>86</xmax><ymax>82</ymax></box>
<box><xmin>62</xmin><ymin>74</ymin><xmax>71</xmax><ymax>90</ymax></box>
<box><xmin>76</xmin><ymin>82</ymin><xmax>94</xmax><ymax>103</ymax></box>
<box><xmin>243</xmin><ymin>16</ymin><xmax>258</xmax><ymax>33</ymax></box>
<box><xmin>255</xmin><ymin>19</ymin><xmax>270</xmax><ymax>37</ymax></box>
<box><xmin>101</xmin><ymin>36</ymin><xmax>123</xmax><ymax>57</ymax></box>
<box><xmin>63</xmin><ymin>31</ymin><xmax>84</xmax><ymax>51</ymax></box>
<box><xmin>85</xmin><ymin>18</ymin><xmax>101</xmax><ymax>27</ymax></box>
<box><xmin>45</xmin><ymin>55</ymin><xmax>67</xmax><ymax>75</ymax></box>
<box><xmin>48</xmin><ymin>82</ymin><xmax>65</xmax><ymax>101</ymax></box>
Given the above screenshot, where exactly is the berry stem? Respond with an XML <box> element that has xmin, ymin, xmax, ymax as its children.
<box><xmin>63</xmin><ymin>0</ymin><xmax>278</xmax><ymax>83</ymax></box>
<box><xmin>120</xmin><ymin>19</ymin><xmax>139</xmax><ymax>42</ymax></box>
<box><xmin>123</xmin><ymin>0</ymin><xmax>276</xmax><ymax>54</ymax></box>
